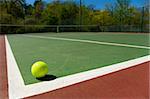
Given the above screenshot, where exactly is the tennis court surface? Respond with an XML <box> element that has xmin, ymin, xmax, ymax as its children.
<box><xmin>1</xmin><ymin>0</ymin><xmax>150</xmax><ymax>98</ymax></box>
<box><xmin>0</xmin><ymin>32</ymin><xmax>149</xmax><ymax>98</ymax></box>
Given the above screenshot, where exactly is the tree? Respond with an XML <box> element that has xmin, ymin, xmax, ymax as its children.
<box><xmin>2</xmin><ymin>0</ymin><xmax>25</xmax><ymax>16</ymax></box>
<box><xmin>60</xmin><ymin>1</ymin><xmax>79</xmax><ymax>25</ymax></box>
<box><xmin>41</xmin><ymin>2</ymin><xmax>60</xmax><ymax>25</ymax></box>
<box><xmin>41</xmin><ymin>0</ymin><xmax>79</xmax><ymax>25</ymax></box>
<box><xmin>33</xmin><ymin>0</ymin><xmax>45</xmax><ymax>20</ymax></box>
<box><xmin>0</xmin><ymin>0</ymin><xmax>26</xmax><ymax>24</ymax></box>
<box><xmin>105</xmin><ymin>0</ymin><xmax>133</xmax><ymax>26</ymax></box>
<box><xmin>91</xmin><ymin>10</ymin><xmax>114</xmax><ymax>26</ymax></box>
<box><xmin>25</xmin><ymin>4</ymin><xmax>34</xmax><ymax>16</ymax></box>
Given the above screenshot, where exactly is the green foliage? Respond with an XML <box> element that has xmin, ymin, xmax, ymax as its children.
<box><xmin>0</xmin><ymin>13</ymin><xmax>14</xmax><ymax>24</ymax></box>
<box><xmin>1</xmin><ymin>0</ymin><xmax>149</xmax><ymax>33</ymax></box>
<box><xmin>60</xmin><ymin>1</ymin><xmax>79</xmax><ymax>25</ymax></box>
<box><xmin>91</xmin><ymin>10</ymin><xmax>114</xmax><ymax>26</ymax></box>
<box><xmin>25</xmin><ymin>4</ymin><xmax>34</xmax><ymax>16</ymax></box>
<box><xmin>33</xmin><ymin>0</ymin><xmax>44</xmax><ymax>19</ymax></box>
<box><xmin>0</xmin><ymin>0</ymin><xmax>25</xmax><ymax>23</ymax></box>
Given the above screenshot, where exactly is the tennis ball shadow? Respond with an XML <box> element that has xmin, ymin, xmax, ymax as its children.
<box><xmin>36</xmin><ymin>74</ymin><xmax>57</xmax><ymax>81</ymax></box>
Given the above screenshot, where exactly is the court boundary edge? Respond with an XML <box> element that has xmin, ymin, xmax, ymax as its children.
<box><xmin>5</xmin><ymin>35</ymin><xmax>150</xmax><ymax>99</ymax></box>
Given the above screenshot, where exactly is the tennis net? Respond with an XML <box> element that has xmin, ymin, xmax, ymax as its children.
<box><xmin>0</xmin><ymin>24</ymin><xmax>149</xmax><ymax>34</ymax></box>
<box><xmin>0</xmin><ymin>24</ymin><xmax>101</xmax><ymax>34</ymax></box>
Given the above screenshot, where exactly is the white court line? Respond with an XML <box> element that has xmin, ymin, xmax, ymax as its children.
<box><xmin>23</xmin><ymin>34</ymin><xmax>150</xmax><ymax>49</ymax></box>
<box><xmin>5</xmin><ymin>36</ymin><xmax>26</xmax><ymax>99</ymax></box>
<box><xmin>5</xmin><ymin>35</ymin><xmax>150</xmax><ymax>99</ymax></box>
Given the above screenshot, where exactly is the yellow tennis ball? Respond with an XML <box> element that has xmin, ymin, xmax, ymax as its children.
<box><xmin>31</xmin><ymin>61</ymin><xmax>48</xmax><ymax>78</ymax></box>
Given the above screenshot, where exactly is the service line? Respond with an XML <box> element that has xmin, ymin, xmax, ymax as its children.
<box><xmin>23</xmin><ymin>34</ymin><xmax>150</xmax><ymax>49</ymax></box>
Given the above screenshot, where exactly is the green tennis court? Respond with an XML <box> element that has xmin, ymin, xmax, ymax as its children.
<box><xmin>7</xmin><ymin>33</ymin><xmax>149</xmax><ymax>85</ymax></box>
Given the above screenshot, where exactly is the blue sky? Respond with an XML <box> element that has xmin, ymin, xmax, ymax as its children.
<box><xmin>26</xmin><ymin>0</ymin><xmax>146</xmax><ymax>9</ymax></box>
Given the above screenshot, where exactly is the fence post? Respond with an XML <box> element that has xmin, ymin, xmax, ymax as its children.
<box><xmin>140</xmin><ymin>7</ymin><xmax>144</xmax><ymax>33</ymax></box>
<box><xmin>57</xmin><ymin>25</ymin><xmax>59</xmax><ymax>33</ymax></box>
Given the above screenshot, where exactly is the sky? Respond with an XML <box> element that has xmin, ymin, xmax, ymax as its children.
<box><xmin>26</xmin><ymin>0</ymin><xmax>147</xmax><ymax>9</ymax></box>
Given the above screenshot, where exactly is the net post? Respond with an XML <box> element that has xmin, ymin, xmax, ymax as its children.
<box><xmin>57</xmin><ymin>25</ymin><xmax>59</xmax><ymax>33</ymax></box>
